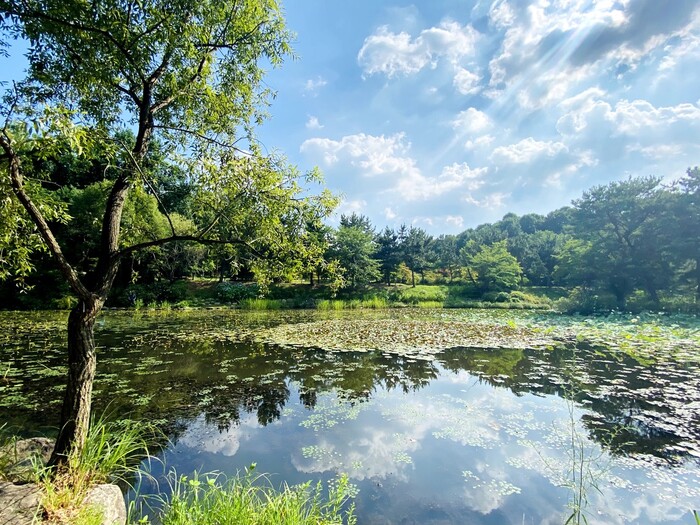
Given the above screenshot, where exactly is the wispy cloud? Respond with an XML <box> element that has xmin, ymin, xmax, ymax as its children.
<box><xmin>304</xmin><ymin>76</ymin><xmax>328</xmax><ymax>96</ymax></box>
<box><xmin>305</xmin><ymin>116</ymin><xmax>324</xmax><ymax>130</ymax></box>
<box><xmin>358</xmin><ymin>20</ymin><xmax>478</xmax><ymax>78</ymax></box>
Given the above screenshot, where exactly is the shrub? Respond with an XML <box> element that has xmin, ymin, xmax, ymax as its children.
<box><xmin>389</xmin><ymin>285</ymin><xmax>448</xmax><ymax>304</ymax></box>
<box><xmin>216</xmin><ymin>282</ymin><xmax>260</xmax><ymax>303</ymax></box>
<box><xmin>238</xmin><ymin>298</ymin><xmax>283</xmax><ymax>310</ymax></box>
<box><xmin>554</xmin><ymin>287</ymin><xmax>618</xmax><ymax>314</ymax></box>
<box><xmin>483</xmin><ymin>291</ymin><xmax>510</xmax><ymax>303</ymax></box>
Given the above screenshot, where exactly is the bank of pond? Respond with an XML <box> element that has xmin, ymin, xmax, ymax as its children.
<box><xmin>1</xmin><ymin>308</ymin><xmax>699</xmax><ymax>524</ymax></box>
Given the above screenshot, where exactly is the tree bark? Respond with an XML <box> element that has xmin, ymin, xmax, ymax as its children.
<box><xmin>48</xmin><ymin>297</ymin><xmax>103</xmax><ymax>467</ymax></box>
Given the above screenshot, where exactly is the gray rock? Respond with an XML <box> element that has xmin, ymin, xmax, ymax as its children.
<box><xmin>0</xmin><ymin>481</ymin><xmax>43</xmax><ymax>525</ymax></box>
<box><xmin>83</xmin><ymin>484</ymin><xmax>127</xmax><ymax>525</ymax></box>
<box><xmin>1</xmin><ymin>438</ymin><xmax>54</xmax><ymax>482</ymax></box>
<box><xmin>12</xmin><ymin>438</ymin><xmax>54</xmax><ymax>467</ymax></box>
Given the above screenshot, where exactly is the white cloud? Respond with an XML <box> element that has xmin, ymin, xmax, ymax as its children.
<box><xmin>395</xmin><ymin>162</ymin><xmax>487</xmax><ymax>201</ymax></box>
<box><xmin>452</xmin><ymin>108</ymin><xmax>493</xmax><ymax>135</ymax></box>
<box><xmin>305</xmin><ymin>116</ymin><xmax>324</xmax><ymax>130</ymax></box>
<box><xmin>485</xmin><ymin>0</ymin><xmax>699</xmax><ymax>110</ymax></box>
<box><xmin>304</xmin><ymin>76</ymin><xmax>328</xmax><ymax>95</ymax></box>
<box><xmin>336</xmin><ymin>199</ymin><xmax>367</xmax><ymax>216</ymax></box>
<box><xmin>465</xmin><ymin>134</ymin><xmax>495</xmax><ymax>150</ymax></box>
<box><xmin>557</xmin><ymin>92</ymin><xmax>700</xmax><ymax>145</ymax></box>
<box><xmin>384</xmin><ymin>207</ymin><xmax>397</xmax><ymax>220</ymax></box>
<box><xmin>300</xmin><ymin>133</ymin><xmax>418</xmax><ymax>177</ymax></box>
<box><xmin>453</xmin><ymin>67</ymin><xmax>482</xmax><ymax>95</ymax></box>
<box><xmin>358</xmin><ymin>21</ymin><xmax>478</xmax><ymax>78</ymax></box>
<box><xmin>488</xmin><ymin>0</ymin><xmax>516</xmax><ymax>30</ymax></box>
<box><xmin>491</xmin><ymin>138</ymin><xmax>568</xmax><ymax>164</ymax></box>
<box><xmin>445</xmin><ymin>215</ymin><xmax>464</xmax><ymax>228</ymax></box>
<box><xmin>626</xmin><ymin>143</ymin><xmax>684</xmax><ymax>160</ymax></box>
<box><xmin>464</xmin><ymin>192</ymin><xmax>509</xmax><ymax>209</ymax></box>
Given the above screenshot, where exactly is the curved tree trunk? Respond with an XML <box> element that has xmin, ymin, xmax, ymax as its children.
<box><xmin>48</xmin><ymin>298</ymin><xmax>103</xmax><ymax>467</ymax></box>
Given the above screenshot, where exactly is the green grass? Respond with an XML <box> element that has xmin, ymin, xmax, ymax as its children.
<box><xmin>316</xmin><ymin>297</ymin><xmax>388</xmax><ymax>310</ymax></box>
<box><xmin>316</xmin><ymin>299</ymin><xmax>346</xmax><ymax>311</ymax></box>
<box><xmin>0</xmin><ymin>424</ymin><xmax>21</xmax><ymax>481</ymax></box>
<box><xmin>40</xmin><ymin>416</ymin><xmax>159</xmax><ymax>525</ymax></box>
<box><xmin>390</xmin><ymin>285</ymin><xmax>448</xmax><ymax>304</ymax></box>
<box><xmin>143</xmin><ymin>469</ymin><xmax>357</xmax><ymax>525</ymax></box>
<box><xmin>238</xmin><ymin>298</ymin><xmax>285</xmax><ymax>310</ymax></box>
<box><xmin>416</xmin><ymin>301</ymin><xmax>444</xmax><ymax>308</ymax></box>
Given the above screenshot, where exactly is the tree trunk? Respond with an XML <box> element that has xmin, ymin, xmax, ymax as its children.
<box><xmin>411</xmin><ymin>270</ymin><xmax>415</xmax><ymax>288</ymax></box>
<box><xmin>48</xmin><ymin>298</ymin><xmax>103</xmax><ymax>467</ymax></box>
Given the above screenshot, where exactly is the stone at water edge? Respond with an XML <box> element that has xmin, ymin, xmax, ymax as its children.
<box><xmin>0</xmin><ymin>481</ymin><xmax>42</xmax><ymax>525</ymax></box>
<box><xmin>1</xmin><ymin>438</ymin><xmax>127</xmax><ymax>525</ymax></box>
<box><xmin>83</xmin><ymin>484</ymin><xmax>127</xmax><ymax>525</ymax></box>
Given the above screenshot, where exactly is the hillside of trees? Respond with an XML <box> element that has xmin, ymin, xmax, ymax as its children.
<box><xmin>2</xmin><ymin>167</ymin><xmax>698</xmax><ymax>314</ymax></box>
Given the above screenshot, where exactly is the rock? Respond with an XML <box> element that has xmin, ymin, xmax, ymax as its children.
<box><xmin>83</xmin><ymin>484</ymin><xmax>127</xmax><ymax>525</ymax></box>
<box><xmin>1</xmin><ymin>437</ymin><xmax>54</xmax><ymax>482</ymax></box>
<box><xmin>12</xmin><ymin>438</ymin><xmax>54</xmax><ymax>467</ymax></box>
<box><xmin>0</xmin><ymin>481</ymin><xmax>43</xmax><ymax>525</ymax></box>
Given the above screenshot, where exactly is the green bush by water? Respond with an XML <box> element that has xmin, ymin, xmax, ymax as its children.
<box><xmin>142</xmin><ymin>469</ymin><xmax>357</xmax><ymax>525</ymax></box>
<box><xmin>316</xmin><ymin>297</ymin><xmax>388</xmax><ymax>310</ymax></box>
<box><xmin>238</xmin><ymin>298</ymin><xmax>285</xmax><ymax>310</ymax></box>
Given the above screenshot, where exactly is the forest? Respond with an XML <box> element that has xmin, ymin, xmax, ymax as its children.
<box><xmin>2</xmin><ymin>164</ymin><xmax>698</xmax><ymax>315</ymax></box>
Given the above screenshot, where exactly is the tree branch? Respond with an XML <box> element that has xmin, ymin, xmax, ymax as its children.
<box><xmin>117</xmin><ymin>234</ymin><xmax>263</xmax><ymax>260</ymax></box>
<box><xmin>0</xmin><ymin>131</ymin><xmax>93</xmax><ymax>300</ymax></box>
<box><xmin>5</xmin><ymin>6</ymin><xmax>145</xmax><ymax>82</ymax></box>
<box><xmin>152</xmin><ymin>124</ymin><xmax>250</xmax><ymax>153</ymax></box>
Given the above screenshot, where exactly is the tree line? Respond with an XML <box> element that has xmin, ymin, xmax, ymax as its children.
<box><xmin>324</xmin><ymin>169</ymin><xmax>699</xmax><ymax>310</ymax></box>
<box><xmin>4</xmin><ymin>165</ymin><xmax>697</xmax><ymax>314</ymax></box>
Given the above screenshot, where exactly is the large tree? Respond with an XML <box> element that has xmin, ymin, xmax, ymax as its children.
<box><xmin>571</xmin><ymin>176</ymin><xmax>670</xmax><ymax>307</ymax></box>
<box><xmin>0</xmin><ymin>0</ymin><xmax>333</xmax><ymax>465</ymax></box>
<box><xmin>468</xmin><ymin>240</ymin><xmax>522</xmax><ymax>293</ymax></box>
<box><xmin>330</xmin><ymin>214</ymin><xmax>379</xmax><ymax>288</ymax></box>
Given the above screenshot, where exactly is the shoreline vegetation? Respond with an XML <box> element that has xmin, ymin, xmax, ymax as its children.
<box><xmin>4</xmin><ymin>280</ymin><xmax>698</xmax><ymax>315</ymax></box>
<box><xmin>0</xmin><ymin>421</ymin><xmax>357</xmax><ymax>525</ymax></box>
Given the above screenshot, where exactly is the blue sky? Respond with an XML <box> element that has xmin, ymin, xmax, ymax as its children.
<box><xmin>256</xmin><ymin>0</ymin><xmax>700</xmax><ymax>234</ymax></box>
<box><xmin>3</xmin><ymin>1</ymin><xmax>699</xmax><ymax>234</ymax></box>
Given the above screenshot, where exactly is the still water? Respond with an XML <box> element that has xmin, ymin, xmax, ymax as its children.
<box><xmin>1</xmin><ymin>309</ymin><xmax>699</xmax><ymax>524</ymax></box>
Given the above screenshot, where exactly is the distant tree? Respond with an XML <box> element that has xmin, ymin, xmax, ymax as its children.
<box><xmin>331</xmin><ymin>215</ymin><xmax>380</xmax><ymax>288</ymax></box>
<box><xmin>670</xmin><ymin>167</ymin><xmax>700</xmax><ymax>299</ymax></box>
<box><xmin>468</xmin><ymin>240</ymin><xmax>522</xmax><ymax>292</ymax></box>
<box><xmin>401</xmin><ymin>226</ymin><xmax>433</xmax><ymax>287</ymax></box>
<box><xmin>340</xmin><ymin>212</ymin><xmax>374</xmax><ymax>231</ymax></box>
<box><xmin>375</xmin><ymin>226</ymin><xmax>401</xmax><ymax>285</ymax></box>
<box><xmin>434</xmin><ymin>234</ymin><xmax>460</xmax><ymax>282</ymax></box>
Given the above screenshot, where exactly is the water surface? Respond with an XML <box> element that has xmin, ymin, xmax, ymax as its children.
<box><xmin>1</xmin><ymin>309</ymin><xmax>699</xmax><ymax>524</ymax></box>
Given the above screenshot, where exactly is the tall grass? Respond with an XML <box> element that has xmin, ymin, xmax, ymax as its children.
<box><xmin>41</xmin><ymin>416</ymin><xmax>159</xmax><ymax>525</ymax></box>
<box><xmin>416</xmin><ymin>301</ymin><xmax>444</xmax><ymax>308</ymax></box>
<box><xmin>391</xmin><ymin>285</ymin><xmax>448</xmax><ymax>305</ymax></box>
<box><xmin>316</xmin><ymin>299</ymin><xmax>345</xmax><ymax>311</ymax></box>
<box><xmin>146</xmin><ymin>469</ymin><xmax>357</xmax><ymax>525</ymax></box>
<box><xmin>316</xmin><ymin>298</ymin><xmax>388</xmax><ymax>310</ymax></box>
<box><xmin>238</xmin><ymin>298</ymin><xmax>285</xmax><ymax>310</ymax></box>
<box><xmin>0</xmin><ymin>424</ymin><xmax>21</xmax><ymax>481</ymax></box>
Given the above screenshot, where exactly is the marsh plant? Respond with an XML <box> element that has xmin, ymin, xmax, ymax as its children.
<box><xmin>557</xmin><ymin>351</ymin><xmax>620</xmax><ymax>525</ymax></box>
<box><xmin>137</xmin><ymin>468</ymin><xmax>357</xmax><ymax>525</ymax></box>
<box><xmin>560</xmin><ymin>395</ymin><xmax>609</xmax><ymax>525</ymax></box>
<box><xmin>40</xmin><ymin>416</ymin><xmax>158</xmax><ymax>525</ymax></box>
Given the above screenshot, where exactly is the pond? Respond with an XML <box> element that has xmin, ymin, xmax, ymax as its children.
<box><xmin>1</xmin><ymin>308</ymin><xmax>700</xmax><ymax>524</ymax></box>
